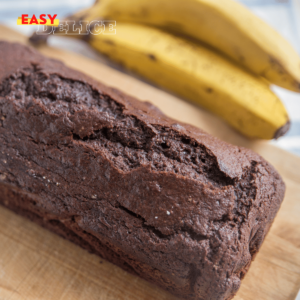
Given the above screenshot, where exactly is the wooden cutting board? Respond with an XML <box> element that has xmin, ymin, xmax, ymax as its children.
<box><xmin>0</xmin><ymin>25</ymin><xmax>299</xmax><ymax>300</ymax></box>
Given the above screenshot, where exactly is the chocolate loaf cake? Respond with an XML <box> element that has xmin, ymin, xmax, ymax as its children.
<box><xmin>0</xmin><ymin>41</ymin><xmax>285</xmax><ymax>300</ymax></box>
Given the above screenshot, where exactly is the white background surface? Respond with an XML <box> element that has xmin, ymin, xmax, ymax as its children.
<box><xmin>0</xmin><ymin>0</ymin><xmax>300</xmax><ymax>156</ymax></box>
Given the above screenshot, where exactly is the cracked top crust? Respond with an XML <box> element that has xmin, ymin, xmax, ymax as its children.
<box><xmin>0</xmin><ymin>41</ymin><xmax>285</xmax><ymax>300</ymax></box>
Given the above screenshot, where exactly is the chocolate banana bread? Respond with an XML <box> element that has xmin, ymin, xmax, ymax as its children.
<box><xmin>0</xmin><ymin>41</ymin><xmax>285</xmax><ymax>300</ymax></box>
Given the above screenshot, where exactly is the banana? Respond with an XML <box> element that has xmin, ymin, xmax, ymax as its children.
<box><xmin>88</xmin><ymin>23</ymin><xmax>289</xmax><ymax>139</ymax></box>
<box><xmin>85</xmin><ymin>0</ymin><xmax>300</xmax><ymax>92</ymax></box>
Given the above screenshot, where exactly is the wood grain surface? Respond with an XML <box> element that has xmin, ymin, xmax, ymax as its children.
<box><xmin>0</xmin><ymin>25</ymin><xmax>299</xmax><ymax>300</ymax></box>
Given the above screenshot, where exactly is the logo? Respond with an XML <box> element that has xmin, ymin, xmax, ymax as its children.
<box><xmin>17</xmin><ymin>14</ymin><xmax>116</xmax><ymax>35</ymax></box>
<box><xmin>17</xmin><ymin>14</ymin><xmax>59</xmax><ymax>26</ymax></box>
<box><xmin>36</xmin><ymin>20</ymin><xmax>116</xmax><ymax>35</ymax></box>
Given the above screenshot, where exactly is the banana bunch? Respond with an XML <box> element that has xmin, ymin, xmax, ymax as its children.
<box><xmin>41</xmin><ymin>0</ymin><xmax>299</xmax><ymax>139</ymax></box>
<box><xmin>86</xmin><ymin>0</ymin><xmax>300</xmax><ymax>93</ymax></box>
<box><xmin>89</xmin><ymin>23</ymin><xmax>289</xmax><ymax>139</ymax></box>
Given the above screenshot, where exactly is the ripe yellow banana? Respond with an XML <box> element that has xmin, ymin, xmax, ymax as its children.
<box><xmin>85</xmin><ymin>0</ymin><xmax>300</xmax><ymax>93</ymax></box>
<box><xmin>88</xmin><ymin>23</ymin><xmax>289</xmax><ymax>139</ymax></box>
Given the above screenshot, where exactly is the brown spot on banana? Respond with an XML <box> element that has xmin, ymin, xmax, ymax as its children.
<box><xmin>103</xmin><ymin>40</ymin><xmax>116</xmax><ymax>46</ymax></box>
<box><xmin>140</xmin><ymin>7</ymin><xmax>149</xmax><ymax>17</ymax></box>
<box><xmin>148</xmin><ymin>54</ymin><xmax>157</xmax><ymax>61</ymax></box>
<box><xmin>269</xmin><ymin>56</ymin><xmax>286</xmax><ymax>75</ymax></box>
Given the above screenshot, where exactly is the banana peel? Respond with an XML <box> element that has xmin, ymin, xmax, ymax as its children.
<box><xmin>84</xmin><ymin>0</ymin><xmax>300</xmax><ymax>93</ymax></box>
<box><xmin>88</xmin><ymin>23</ymin><xmax>289</xmax><ymax>139</ymax></box>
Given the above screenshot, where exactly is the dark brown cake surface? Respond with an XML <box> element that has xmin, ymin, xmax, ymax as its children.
<box><xmin>0</xmin><ymin>41</ymin><xmax>285</xmax><ymax>300</ymax></box>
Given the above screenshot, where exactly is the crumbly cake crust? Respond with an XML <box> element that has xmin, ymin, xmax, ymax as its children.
<box><xmin>0</xmin><ymin>41</ymin><xmax>285</xmax><ymax>300</ymax></box>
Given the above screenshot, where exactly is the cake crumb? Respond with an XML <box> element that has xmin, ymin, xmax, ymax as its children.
<box><xmin>167</xmin><ymin>211</ymin><xmax>170</xmax><ymax>215</ymax></box>
<box><xmin>92</xmin><ymin>194</ymin><xmax>97</xmax><ymax>199</ymax></box>
<box><xmin>155</xmin><ymin>216</ymin><xmax>158</xmax><ymax>219</ymax></box>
